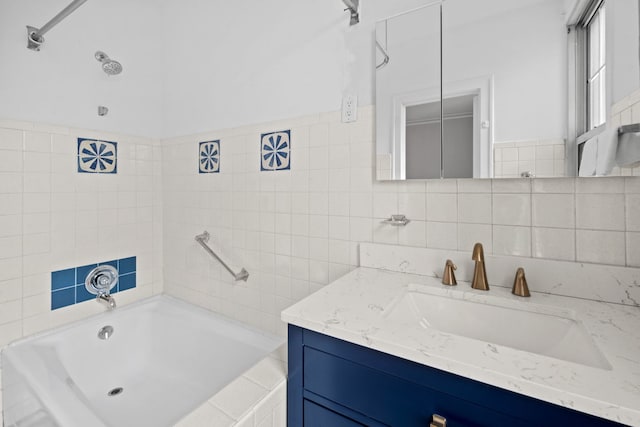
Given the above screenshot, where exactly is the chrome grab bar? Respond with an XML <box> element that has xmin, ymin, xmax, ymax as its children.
<box><xmin>194</xmin><ymin>231</ymin><xmax>249</xmax><ymax>282</ymax></box>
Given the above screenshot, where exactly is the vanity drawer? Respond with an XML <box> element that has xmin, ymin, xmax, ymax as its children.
<box><xmin>304</xmin><ymin>346</ymin><xmax>525</xmax><ymax>427</ymax></box>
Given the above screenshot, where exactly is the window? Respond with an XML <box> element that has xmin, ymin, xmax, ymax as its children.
<box><xmin>584</xmin><ymin>0</ymin><xmax>606</xmax><ymax>130</ymax></box>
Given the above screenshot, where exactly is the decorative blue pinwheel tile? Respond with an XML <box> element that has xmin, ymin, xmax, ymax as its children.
<box><xmin>199</xmin><ymin>140</ymin><xmax>220</xmax><ymax>173</ymax></box>
<box><xmin>77</xmin><ymin>138</ymin><xmax>117</xmax><ymax>174</ymax></box>
<box><xmin>261</xmin><ymin>130</ymin><xmax>290</xmax><ymax>171</ymax></box>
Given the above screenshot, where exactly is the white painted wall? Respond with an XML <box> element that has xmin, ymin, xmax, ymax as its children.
<box><xmin>160</xmin><ymin>0</ymin><xmax>435</xmax><ymax>138</ymax></box>
<box><xmin>0</xmin><ymin>0</ymin><xmax>437</xmax><ymax>138</ymax></box>
<box><xmin>0</xmin><ymin>0</ymin><xmax>164</xmax><ymax>137</ymax></box>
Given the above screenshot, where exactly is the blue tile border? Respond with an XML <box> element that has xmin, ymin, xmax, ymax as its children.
<box><xmin>50</xmin><ymin>256</ymin><xmax>137</xmax><ymax>310</ymax></box>
<box><xmin>261</xmin><ymin>130</ymin><xmax>290</xmax><ymax>171</ymax></box>
<box><xmin>199</xmin><ymin>140</ymin><xmax>220</xmax><ymax>173</ymax></box>
<box><xmin>77</xmin><ymin>138</ymin><xmax>118</xmax><ymax>174</ymax></box>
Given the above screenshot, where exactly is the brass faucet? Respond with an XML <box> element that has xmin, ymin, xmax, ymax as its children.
<box><xmin>471</xmin><ymin>243</ymin><xmax>489</xmax><ymax>290</ymax></box>
<box><xmin>512</xmin><ymin>267</ymin><xmax>531</xmax><ymax>297</ymax></box>
<box><xmin>442</xmin><ymin>259</ymin><xmax>457</xmax><ymax>286</ymax></box>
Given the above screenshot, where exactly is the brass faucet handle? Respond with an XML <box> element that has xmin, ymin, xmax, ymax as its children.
<box><xmin>471</xmin><ymin>242</ymin><xmax>484</xmax><ymax>262</ymax></box>
<box><xmin>512</xmin><ymin>267</ymin><xmax>531</xmax><ymax>297</ymax></box>
<box><xmin>442</xmin><ymin>259</ymin><xmax>457</xmax><ymax>286</ymax></box>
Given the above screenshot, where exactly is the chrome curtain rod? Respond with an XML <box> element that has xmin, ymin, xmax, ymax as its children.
<box><xmin>195</xmin><ymin>231</ymin><xmax>249</xmax><ymax>282</ymax></box>
<box><xmin>27</xmin><ymin>0</ymin><xmax>90</xmax><ymax>51</ymax></box>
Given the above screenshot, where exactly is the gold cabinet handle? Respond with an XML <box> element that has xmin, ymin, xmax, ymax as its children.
<box><xmin>430</xmin><ymin>414</ymin><xmax>446</xmax><ymax>427</ymax></box>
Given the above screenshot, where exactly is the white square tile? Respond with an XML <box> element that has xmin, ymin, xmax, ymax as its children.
<box><xmin>575</xmin><ymin>177</ymin><xmax>624</xmax><ymax>193</ymax></box>
<box><xmin>532</xmin><ymin>178</ymin><xmax>574</xmax><ymax>193</ymax></box>
<box><xmin>328</xmin><ymin>239</ymin><xmax>350</xmax><ymax>263</ymax></box>
<box><xmin>349</xmin><ymin>217</ymin><xmax>373</xmax><ymax>242</ymax></box>
<box><xmin>457</xmin><ymin>223</ymin><xmax>492</xmax><ymax>254</ymax></box>
<box><xmin>627</xmin><ymin>232</ymin><xmax>640</xmax><ymax>267</ymax></box>
<box><xmin>329</xmin><ymin>145</ymin><xmax>350</xmax><ymax>169</ymax></box>
<box><xmin>0</xmin><ymin>128</ymin><xmax>23</xmax><ymax>151</ymax></box>
<box><xmin>0</xmin><ymin>150</ymin><xmax>23</xmax><ymax>172</ymax></box>
<box><xmin>626</xmin><ymin>194</ymin><xmax>640</xmax><ymax>231</ymax></box>
<box><xmin>24</xmin><ymin>131</ymin><xmax>51</xmax><ymax>152</ymax></box>
<box><xmin>373</xmin><ymin>221</ymin><xmax>399</xmax><ymax>244</ymax></box>
<box><xmin>398</xmin><ymin>220</ymin><xmax>426</xmax><ymax>247</ymax></box>
<box><xmin>457</xmin><ymin>179</ymin><xmax>491</xmax><ymax>193</ymax></box>
<box><xmin>492</xmin><ymin>193</ymin><xmax>530</xmax><ymax>226</ymax></box>
<box><xmin>0</xmin><ymin>172</ymin><xmax>22</xmax><ymax>193</ymax></box>
<box><xmin>309</xmin><ymin>260</ymin><xmax>329</xmax><ymax>284</ymax></box>
<box><xmin>208</xmin><ymin>375</ymin><xmax>269</xmax><ymax>420</ymax></box>
<box><xmin>309</xmin><ymin>237</ymin><xmax>328</xmax><ymax>261</ymax></box>
<box><xmin>328</xmin><ymin>168</ymin><xmax>350</xmax><ymax>193</ymax></box>
<box><xmin>329</xmin><ymin>216</ymin><xmax>350</xmax><ymax>240</ymax></box>
<box><xmin>0</xmin><ymin>215</ymin><xmax>22</xmax><ymax>237</ymax></box>
<box><xmin>373</xmin><ymin>193</ymin><xmax>398</xmax><ymax>219</ymax></box>
<box><xmin>328</xmin><ymin>192</ymin><xmax>349</xmax><ymax>216</ymax></box>
<box><xmin>308</xmin><ymin>215</ymin><xmax>328</xmax><ymax>238</ymax></box>
<box><xmin>426</xmin><ymin>193</ymin><xmax>457</xmax><ymax>222</ymax></box>
<box><xmin>349</xmin><ymin>192</ymin><xmax>372</xmax><ymax>218</ymax></box>
<box><xmin>309</xmin><ymin>146</ymin><xmax>328</xmax><ymax>170</ymax></box>
<box><xmin>576</xmin><ymin>230</ymin><xmax>625</xmax><ymax>265</ymax></box>
<box><xmin>532</xmin><ymin>194</ymin><xmax>574</xmax><ymax>228</ymax></box>
<box><xmin>492</xmin><ymin>179</ymin><xmax>531</xmax><ymax>193</ymax></box>
<box><xmin>426</xmin><ymin>221</ymin><xmax>457</xmax><ymax>250</ymax></box>
<box><xmin>575</xmin><ymin>194</ymin><xmax>625</xmax><ymax>231</ymax></box>
<box><xmin>532</xmin><ymin>227</ymin><xmax>575</xmax><ymax>261</ymax></box>
<box><xmin>493</xmin><ymin>225</ymin><xmax>531</xmax><ymax>257</ymax></box>
<box><xmin>398</xmin><ymin>193</ymin><xmax>426</xmax><ymax>221</ymax></box>
<box><xmin>458</xmin><ymin>194</ymin><xmax>491</xmax><ymax>224</ymax></box>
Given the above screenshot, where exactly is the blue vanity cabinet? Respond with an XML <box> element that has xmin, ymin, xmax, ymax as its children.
<box><xmin>288</xmin><ymin>325</ymin><xmax>626</xmax><ymax>427</ymax></box>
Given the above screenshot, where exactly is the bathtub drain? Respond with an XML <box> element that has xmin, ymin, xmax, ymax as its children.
<box><xmin>108</xmin><ymin>387</ymin><xmax>123</xmax><ymax>397</ymax></box>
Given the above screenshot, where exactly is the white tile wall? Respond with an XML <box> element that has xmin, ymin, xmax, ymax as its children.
<box><xmin>494</xmin><ymin>139</ymin><xmax>566</xmax><ymax>178</ymax></box>
<box><xmin>0</xmin><ymin>119</ymin><xmax>164</xmax><ymax>416</ymax></box>
<box><xmin>161</xmin><ymin>106</ymin><xmax>640</xmax><ymax>341</ymax></box>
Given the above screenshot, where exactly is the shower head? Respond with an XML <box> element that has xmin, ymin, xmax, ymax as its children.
<box><xmin>95</xmin><ymin>51</ymin><xmax>123</xmax><ymax>75</ymax></box>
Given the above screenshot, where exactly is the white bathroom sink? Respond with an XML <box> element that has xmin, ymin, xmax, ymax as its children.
<box><xmin>384</xmin><ymin>284</ymin><xmax>611</xmax><ymax>370</ymax></box>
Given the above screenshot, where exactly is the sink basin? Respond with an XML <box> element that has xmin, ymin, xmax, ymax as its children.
<box><xmin>384</xmin><ymin>284</ymin><xmax>611</xmax><ymax>370</ymax></box>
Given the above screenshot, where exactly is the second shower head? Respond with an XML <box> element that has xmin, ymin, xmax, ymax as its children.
<box><xmin>95</xmin><ymin>51</ymin><xmax>122</xmax><ymax>75</ymax></box>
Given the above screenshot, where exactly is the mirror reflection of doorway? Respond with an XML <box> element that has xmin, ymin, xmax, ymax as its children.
<box><xmin>406</xmin><ymin>94</ymin><xmax>475</xmax><ymax>179</ymax></box>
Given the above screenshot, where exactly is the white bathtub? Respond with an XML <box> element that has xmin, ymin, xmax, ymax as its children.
<box><xmin>2</xmin><ymin>295</ymin><xmax>284</xmax><ymax>427</ymax></box>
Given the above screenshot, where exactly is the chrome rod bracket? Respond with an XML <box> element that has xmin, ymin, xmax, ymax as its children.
<box><xmin>195</xmin><ymin>231</ymin><xmax>249</xmax><ymax>282</ymax></box>
<box><xmin>26</xmin><ymin>26</ymin><xmax>44</xmax><ymax>51</ymax></box>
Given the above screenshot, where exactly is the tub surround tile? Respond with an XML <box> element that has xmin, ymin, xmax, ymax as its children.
<box><xmin>49</xmin><ymin>256</ymin><xmax>137</xmax><ymax>310</ymax></box>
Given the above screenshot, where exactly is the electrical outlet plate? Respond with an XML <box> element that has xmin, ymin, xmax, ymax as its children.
<box><xmin>342</xmin><ymin>94</ymin><xmax>358</xmax><ymax>123</ymax></box>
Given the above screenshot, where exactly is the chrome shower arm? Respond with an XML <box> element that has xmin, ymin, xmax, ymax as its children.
<box><xmin>27</xmin><ymin>0</ymin><xmax>90</xmax><ymax>51</ymax></box>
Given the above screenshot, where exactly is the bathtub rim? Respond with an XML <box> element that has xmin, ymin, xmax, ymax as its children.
<box><xmin>1</xmin><ymin>294</ymin><xmax>284</xmax><ymax>352</ymax></box>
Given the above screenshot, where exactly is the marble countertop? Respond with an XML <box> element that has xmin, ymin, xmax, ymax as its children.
<box><xmin>281</xmin><ymin>267</ymin><xmax>640</xmax><ymax>426</ymax></box>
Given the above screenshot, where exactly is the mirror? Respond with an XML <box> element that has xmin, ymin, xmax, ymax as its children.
<box><xmin>375</xmin><ymin>0</ymin><xmax>640</xmax><ymax>180</ymax></box>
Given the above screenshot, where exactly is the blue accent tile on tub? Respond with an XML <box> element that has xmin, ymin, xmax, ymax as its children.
<box><xmin>51</xmin><ymin>287</ymin><xmax>75</xmax><ymax>310</ymax></box>
<box><xmin>119</xmin><ymin>272</ymin><xmax>136</xmax><ymax>291</ymax></box>
<box><xmin>118</xmin><ymin>257</ymin><xmax>136</xmax><ymax>274</ymax></box>
<box><xmin>50</xmin><ymin>256</ymin><xmax>137</xmax><ymax>311</ymax></box>
<box><xmin>77</xmin><ymin>138</ymin><xmax>118</xmax><ymax>174</ymax></box>
<box><xmin>99</xmin><ymin>259</ymin><xmax>118</xmax><ymax>269</ymax></box>
<box><xmin>261</xmin><ymin>130</ymin><xmax>290</xmax><ymax>171</ymax></box>
<box><xmin>76</xmin><ymin>264</ymin><xmax>97</xmax><ymax>285</ymax></box>
<box><xmin>199</xmin><ymin>140</ymin><xmax>220</xmax><ymax>173</ymax></box>
<box><xmin>75</xmin><ymin>283</ymin><xmax>94</xmax><ymax>303</ymax></box>
<box><xmin>51</xmin><ymin>268</ymin><xmax>76</xmax><ymax>291</ymax></box>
